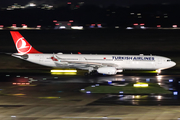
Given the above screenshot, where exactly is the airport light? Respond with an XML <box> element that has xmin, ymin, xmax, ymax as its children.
<box><xmin>169</xmin><ymin>79</ymin><xmax>173</xmax><ymax>82</ymax></box>
<box><xmin>71</xmin><ymin>26</ymin><xmax>83</xmax><ymax>30</ymax></box>
<box><xmin>173</xmin><ymin>91</ymin><xmax>178</xmax><ymax>95</ymax></box>
<box><xmin>86</xmin><ymin>91</ymin><xmax>91</xmax><ymax>94</ymax></box>
<box><xmin>53</xmin><ymin>20</ymin><xmax>57</xmax><ymax>22</ymax></box>
<box><xmin>133</xmin><ymin>23</ymin><xmax>138</xmax><ymax>26</ymax></box>
<box><xmin>173</xmin><ymin>25</ymin><xmax>177</xmax><ymax>28</ymax></box>
<box><xmin>51</xmin><ymin>70</ymin><xmax>77</xmax><ymax>72</ymax></box>
<box><xmin>133</xmin><ymin>82</ymin><xmax>148</xmax><ymax>87</ymax></box>
<box><xmin>67</xmin><ymin>2</ymin><xmax>71</xmax><ymax>4</ymax></box>
<box><xmin>51</xmin><ymin>69</ymin><xmax>77</xmax><ymax>75</ymax></box>
<box><xmin>157</xmin><ymin>25</ymin><xmax>161</xmax><ymax>28</ymax></box>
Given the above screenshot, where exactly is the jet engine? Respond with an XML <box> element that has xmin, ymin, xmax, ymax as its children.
<box><xmin>97</xmin><ymin>67</ymin><xmax>118</xmax><ymax>75</ymax></box>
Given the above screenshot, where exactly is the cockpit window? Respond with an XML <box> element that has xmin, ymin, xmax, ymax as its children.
<box><xmin>167</xmin><ymin>60</ymin><xmax>171</xmax><ymax>62</ymax></box>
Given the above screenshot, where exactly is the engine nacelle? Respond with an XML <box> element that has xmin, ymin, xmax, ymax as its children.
<box><xmin>97</xmin><ymin>67</ymin><xmax>118</xmax><ymax>75</ymax></box>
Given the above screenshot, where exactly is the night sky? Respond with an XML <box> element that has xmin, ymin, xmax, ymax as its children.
<box><xmin>1</xmin><ymin>0</ymin><xmax>180</xmax><ymax>7</ymax></box>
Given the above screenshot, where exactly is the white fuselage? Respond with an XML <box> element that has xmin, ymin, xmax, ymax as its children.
<box><xmin>13</xmin><ymin>53</ymin><xmax>176</xmax><ymax>71</ymax></box>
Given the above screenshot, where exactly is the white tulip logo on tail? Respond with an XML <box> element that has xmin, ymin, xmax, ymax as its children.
<box><xmin>16</xmin><ymin>37</ymin><xmax>32</xmax><ymax>53</ymax></box>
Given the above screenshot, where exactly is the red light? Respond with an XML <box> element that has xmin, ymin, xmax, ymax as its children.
<box><xmin>55</xmin><ymin>23</ymin><xmax>59</xmax><ymax>26</ymax></box>
<box><xmin>21</xmin><ymin>24</ymin><xmax>25</xmax><ymax>26</ymax></box>
<box><xmin>37</xmin><ymin>25</ymin><xmax>41</xmax><ymax>28</ymax></box>
<box><xmin>78</xmin><ymin>52</ymin><xmax>81</xmax><ymax>54</ymax></box>
<box><xmin>67</xmin><ymin>2</ymin><xmax>71</xmax><ymax>4</ymax></box>
<box><xmin>91</xmin><ymin>24</ymin><xmax>95</xmax><ymax>26</ymax></box>
<box><xmin>104</xmin><ymin>57</ymin><xmax>106</xmax><ymax>59</ymax></box>
<box><xmin>67</xmin><ymin>23</ymin><xmax>71</xmax><ymax>26</ymax></box>
<box><xmin>157</xmin><ymin>25</ymin><xmax>161</xmax><ymax>28</ymax></box>
<box><xmin>76</xmin><ymin>5</ymin><xmax>79</xmax><ymax>8</ymax></box>
<box><xmin>53</xmin><ymin>20</ymin><xmax>57</xmax><ymax>23</ymax></box>
<box><xmin>12</xmin><ymin>24</ymin><xmax>16</xmax><ymax>27</ymax></box>
<box><xmin>97</xmin><ymin>24</ymin><xmax>101</xmax><ymax>26</ymax></box>
<box><xmin>22</xmin><ymin>83</ymin><xmax>25</xmax><ymax>85</ymax></box>
<box><xmin>0</xmin><ymin>25</ymin><xmax>3</xmax><ymax>27</ymax></box>
<box><xmin>69</xmin><ymin>20</ymin><xmax>73</xmax><ymax>22</ymax></box>
<box><xmin>140</xmin><ymin>23</ymin><xmax>144</xmax><ymax>26</ymax></box>
<box><xmin>26</xmin><ymin>83</ymin><xmax>30</xmax><ymax>85</ymax></box>
<box><xmin>12</xmin><ymin>83</ymin><xmax>17</xmax><ymax>85</ymax></box>
<box><xmin>133</xmin><ymin>23</ymin><xmax>138</xmax><ymax>26</ymax></box>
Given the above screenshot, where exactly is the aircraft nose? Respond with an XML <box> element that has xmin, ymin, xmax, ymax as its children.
<box><xmin>171</xmin><ymin>61</ymin><xmax>176</xmax><ymax>67</ymax></box>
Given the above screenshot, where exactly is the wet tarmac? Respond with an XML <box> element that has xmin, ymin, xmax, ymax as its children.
<box><xmin>0</xmin><ymin>73</ymin><xmax>180</xmax><ymax>119</ymax></box>
<box><xmin>1</xmin><ymin>73</ymin><xmax>180</xmax><ymax>104</ymax></box>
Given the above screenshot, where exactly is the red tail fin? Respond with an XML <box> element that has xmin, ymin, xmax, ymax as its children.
<box><xmin>10</xmin><ymin>31</ymin><xmax>42</xmax><ymax>54</ymax></box>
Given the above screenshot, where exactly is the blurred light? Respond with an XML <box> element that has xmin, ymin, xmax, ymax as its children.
<box><xmin>12</xmin><ymin>24</ymin><xmax>16</xmax><ymax>27</ymax></box>
<box><xmin>55</xmin><ymin>23</ymin><xmax>59</xmax><ymax>25</ymax></box>
<box><xmin>158</xmin><ymin>83</ymin><xmax>161</xmax><ymax>85</ymax></box>
<box><xmin>146</xmin><ymin>78</ymin><xmax>150</xmax><ymax>82</ymax></box>
<box><xmin>117</xmin><ymin>69</ymin><xmax>123</xmax><ymax>72</ymax></box>
<box><xmin>173</xmin><ymin>25</ymin><xmax>177</xmax><ymax>28</ymax></box>
<box><xmin>81</xmin><ymin>89</ymin><xmax>85</xmax><ymax>91</ymax></box>
<box><xmin>140</xmin><ymin>23</ymin><xmax>145</xmax><ymax>26</ymax></box>
<box><xmin>29</xmin><ymin>3</ymin><xmax>36</xmax><ymax>7</ymax></box>
<box><xmin>78</xmin><ymin>52</ymin><xmax>81</xmax><ymax>54</ymax></box>
<box><xmin>60</xmin><ymin>26</ymin><xmax>66</xmax><ymax>29</ymax></box>
<box><xmin>156</xmin><ymin>69</ymin><xmax>161</xmax><ymax>73</ymax></box>
<box><xmin>173</xmin><ymin>91</ymin><xmax>178</xmax><ymax>95</ymax></box>
<box><xmin>91</xmin><ymin>85</ymin><xmax>95</xmax><ymax>87</ymax></box>
<box><xmin>169</xmin><ymin>79</ymin><xmax>173</xmax><ymax>82</ymax></box>
<box><xmin>133</xmin><ymin>23</ymin><xmax>138</xmax><ymax>26</ymax></box>
<box><xmin>51</xmin><ymin>70</ymin><xmax>77</xmax><ymax>72</ymax></box>
<box><xmin>71</xmin><ymin>26</ymin><xmax>83</xmax><ymax>30</ymax></box>
<box><xmin>126</xmin><ymin>27</ymin><xmax>133</xmax><ymax>29</ymax></box>
<box><xmin>86</xmin><ymin>91</ymin><xmax>91</xmax><ymax>94</ymax></box>
<box><xmin>119</xmin><ymin>91</ymin><xmax>123</xmax><ymax>94</ymax></box>
<box><xmin>22</xmin><ymin>25</ymin><xmax>27</xmax><ymax>28</ymax></box>
<box><xmin>53</xmin><ymin>20</ymin><xmax>57</xmax><ymax>22</ymax></box>
<box><xmin>134</xmin><ymin>95</ymin><xmax>140</xmax><ymax>99</ymax></box>
<box><xmin>133</xmin><ymin>82</ymin><xmax>148</xmax><ymax>87</ymax></box>
<box><xmin>157</xmin><ymin>25</ymin><xmax>161</xmax><ymax>28</ymax></box>
<box><xmin>0</xmin><ymin>25</ymin><xmax>4</xmax><ymax>27</ymax></box>
<box><xmin>51</xmin><ymin>72</ymin><xmax>76</xmax><ymax>75</ymax></box>
<box><xmin>76</xmin><ymin>5</ymin><xmax>80</xmax><ymax>8</ymax></box>
<box><xmin>137</xmin><ymin>13</ymin><xmax>141</xmax><ymax>15</ymax></box>
<box><xmin>95</xmin><ymin>84</ymin><xmax>99</xmax><ymax>86</ymax></box>
<box><xmin>130</xmin><ymin>13</ymin><xmax>134</xmax><ymax>15</ymax></box>
<box><xmin>108</xmin><ymin>80</ymin><xmax>112</xmax><ymax>84</ymax></box>
<box><xmin>169</xmin><ymin>88</ymin><xmax>173</xmax><ymax>90</ymax></box>
<box><xmin>140</xmin><ymin>26</ymin><xmax>145</xmax><ymax>29</ymax></box>
<box><xmin>67</xmin><ymin>23</ymin><xmax>71</xmax><ymax>26</ymax></box>
<box><xmin>69</xmin><ymin>20</ymin><xmax>73</xmax><ymax>22</ymax></box>
<box><xmin>157</xmin><ymin>95</ymin><xmax>162</xmax><ymax>100</ymax></box>
<box><xmin>91</xmin><ymin>24</ymin><xmax>95</xmax><ymax>26</ymax></box>
<box><xmin>37</xmin><ymin>25</ymin><xmax>41</xmax><ymax>28</ymax></box>
<box><xmin>11</xmin><ymin>116</ymin><xmax>16</xmax><ymax>118</ymax></box>
<box><xmin>67</xmin><ymin>2</ymin><xmax>71</xmax><ymax>4</ymax></box>
<box><xmin>115</xmin><ymin>26</ymin><xmax>119</xmax><ymax>28</ymax></box>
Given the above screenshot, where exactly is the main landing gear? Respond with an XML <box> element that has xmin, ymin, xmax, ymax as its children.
<box><xmin>84</xmin><ymin>70</ymin><xmax>98</xmax><ymax>76</ymax></box>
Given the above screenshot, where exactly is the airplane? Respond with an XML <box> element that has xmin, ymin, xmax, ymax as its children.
<box><xmin>10</xmin><ymin>31</ymin><xmax>176</xmax><ymax>75</ymax></box>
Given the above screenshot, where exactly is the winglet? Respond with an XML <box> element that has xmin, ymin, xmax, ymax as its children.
<box><xmin>10</xmin><ymin>31</ymin><xmax>42</xmax><ymax>54</ymax></box>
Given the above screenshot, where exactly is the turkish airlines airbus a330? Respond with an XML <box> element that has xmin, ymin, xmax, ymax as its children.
<box><xmin>10</xmin><ymin>31</ymin><xmax>176</xmax><ymax>75</ymax></box>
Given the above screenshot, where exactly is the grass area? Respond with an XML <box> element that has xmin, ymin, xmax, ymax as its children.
<box><xmin>81</xmin><ymin>83</ymin><xmax>172</xmax><ymax>94</ymax></box>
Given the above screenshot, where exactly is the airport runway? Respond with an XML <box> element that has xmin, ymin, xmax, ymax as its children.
<box><xmin>0</xmin><ymin>73</ymin><xmax>180</xmax><ymax>120</ymax></box>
